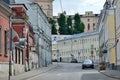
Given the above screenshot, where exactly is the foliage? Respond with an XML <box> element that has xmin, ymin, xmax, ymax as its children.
<box><xmin>49</xmin><ymin>18</ymin><xmax>57</xmax><ymax>34</ymax></box>
<box><xmin>57</xmin><ymin>13</ymin><xmax>85</xmax><ymax>35</ymax></box>
<box><xmin>57</xmin><ymin>13</ymin><xmax>67</xmax><ymax>34</ymax></box>
<box><xmin>73</xmin><ymin>13</ymin><xmax>85</xmax><ymax>34</ymax></box>
<box><xmin>67</xmin><ymin>16</ymin><xmax>73</xmax><ymax>34</ymax></box>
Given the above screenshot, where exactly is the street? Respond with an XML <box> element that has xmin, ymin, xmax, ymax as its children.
<box><xmin>25</xmin><ymin>63</ymin><xmax>117</xmax><ymax>80</ymax></box>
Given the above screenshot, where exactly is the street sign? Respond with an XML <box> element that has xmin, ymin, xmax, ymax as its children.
<box><xmin>78</xmin><ymin>52</ymin><xmax>80</xmax><ymax>55</ymax></box>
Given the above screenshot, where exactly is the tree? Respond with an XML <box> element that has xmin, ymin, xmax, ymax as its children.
<box><xmin>57</xmin><ymin>13</ymin><xmax>85</xmax><ymax>35</ymax></box>
<box><xmin>49</xmin><ymin>18</ymin><xmax>57</xmax><ymax>34</ymax></box>
<box><xmin>73</xmin><ymin>13</ymin><xmax>85</xmax><ymax>34</ymax></box>
<box><xmin>67</xmin><ymin>16</ymin><xmax>73</xmax><ymax>34</ymax></box>
<box><xmin>57</xmin><ymin>13</ymin><xmax>67</xmax><ymax>34</ymax></box>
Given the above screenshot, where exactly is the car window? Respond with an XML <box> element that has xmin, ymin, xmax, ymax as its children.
<box><xmin>83</xmin><ymin>60</ymin><xmax>92</xmax><ymax>64</ymax></box>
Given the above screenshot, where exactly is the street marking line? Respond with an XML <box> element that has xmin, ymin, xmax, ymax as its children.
<box><xmin>24</xmin><ymin>73</ymin><xmax>44</xmax><ymax>80</ymax></box>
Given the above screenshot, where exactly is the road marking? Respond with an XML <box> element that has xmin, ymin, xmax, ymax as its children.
<box><xmin>24</xmin><ymin>74</ymin><xmax>44</xmax><ymax>80</ymax></box>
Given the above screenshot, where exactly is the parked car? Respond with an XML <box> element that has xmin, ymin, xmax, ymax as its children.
<box><xmin>52</xmin><ymin>59</ymin><xmax>58</xmax><ymax>62</ymax></box>
<box><xmin>71</xmin><ymin>59</ymin><xmax>78</xmax><ymax>63</ymax></box>
<box><xmin>82</xmin><ymin>59</ymin><xmax>94</xmax><ymax>69</ymax></box>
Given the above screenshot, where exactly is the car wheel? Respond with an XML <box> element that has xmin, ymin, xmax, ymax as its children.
<box><xmin>82</xmin><ymin>66</ymin><xmax>84</xmax><ymax>69</ymax></box>
<box><xmin>92</xmin><ymin>66</ymin><xmax>94</xmax><ymax>69</ymax></box>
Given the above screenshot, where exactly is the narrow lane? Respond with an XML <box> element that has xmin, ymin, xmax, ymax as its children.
<box><xmin>26</xmin><ymin>63</ymin><xmax>117</xmax><ymax>80</ymax></box>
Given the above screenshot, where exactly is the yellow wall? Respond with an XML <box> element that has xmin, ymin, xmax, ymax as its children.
<box><xmin>108</xmin><ymin>13</ymin><xmax>116</xmax><ymax>64</ymax></box>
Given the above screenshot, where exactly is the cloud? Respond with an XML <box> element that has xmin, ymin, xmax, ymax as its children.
<box><xmin>53</xmin><ymin>0</ymin><xmax>105</xmax><ymax>16</ymax></box>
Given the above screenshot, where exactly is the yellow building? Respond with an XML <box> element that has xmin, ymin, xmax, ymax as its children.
<box><xmin>99</xmin><ymin>0</ymin><xmax>117</xmax><ymax>69</ymax></box>
<box><xmin>113</xmin><ymin>0</ymin><xmax>120</xmax><ymax>67</ymax></box>
<box><xmin>35</xmin><ymin>0</ymin><xmax>53</xmax><ymax>18</ymax></box>
<box><xmin>53</xmin><ymin>32</ymin><xmax>99</xmax><ymax>63</ymax></box>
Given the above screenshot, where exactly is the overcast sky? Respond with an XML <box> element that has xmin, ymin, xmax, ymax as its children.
<box><xmin>53</xmin><ymin>0</ymin><xmax>106</xmax><ymax>16</ymax></box>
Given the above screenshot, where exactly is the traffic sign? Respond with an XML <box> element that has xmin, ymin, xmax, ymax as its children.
<box><xmin>78</xmin><ymin>52</ymin><xmax>80</xmax><ymax>55</ymax></box>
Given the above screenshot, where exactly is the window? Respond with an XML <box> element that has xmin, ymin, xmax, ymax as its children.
<box><xmin>48</xmin><ymin>5</ymin><xmax>50</xmax><ymax>9</ymax></box>
<box><xmin>47</xmin><ymin>11</ymin><xmax>50</xmax><ymax>17</ymax></box>
<box><xmin>88</xmin><ymin>24</ymin><xmax>90</xmax><ymax>30</ymax></box>
<box><xmin>4</xmin><ymin>30</ymin><xmax>7</xmax><ymax>56</ymax></box>
<box><xmin>0</xmin><ymin>28</ymin><xmax>1</xmax><ymax>54</ymax></box>
<box><xmin>87</xmin><ymin>19</ymin><xmax>90</xmax><ymax>22</ymax></box>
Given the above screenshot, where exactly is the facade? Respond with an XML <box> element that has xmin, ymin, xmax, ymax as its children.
<box><xmin>26</xmin><ymin>2</ymin><xmax>52</xmax><ymax>67</ymax></box>
<box><xmin>11</xmin><ymin>4</ymin><xmax>36</xmax><ymax>74</ymax></box>
<box><xmin>0</xmin><ymin>0</ymin><xmax>52</xmax><ymax>76</ymax></box>
<box><xmin>35</xmin><ymin>0</ymin><xmax>53</xmax><ymax>18</ymax></box>
<box><xmin>98</xmin><ymin>0</ymin><xmax>117</xmax><ymax>69</ymax></box>
<box><xmin>52</xmin><ymin>35</ymin><xmax>72</xmax><ymax>61</ymax></box>
<box><xmin>53</xmin><ymin>11</ymin><xmax>100</xmax><ymax>34</ymax></box>
<box><xmin>53</xmin><ymin>32</ymin><xmax>99</xmax><ymax>63</ymax></box>
<box><xmin>11</xmin><ymin>0</ymin><xmax>52</xmax><ymax>67</ymax></box>
<box><xmin>81</xmin><ymin>11</ymin><xmax>100</xmax><ymax>33</ymax></box>
<box><xmin>113</xmin><ymin>0</ymin><xmax>120</xmax><ymax>69</ymax></box>
<box><xmin>0</xmin><ymin>1</ymin><xmax>12</xmax><ymax>77</ymax></box>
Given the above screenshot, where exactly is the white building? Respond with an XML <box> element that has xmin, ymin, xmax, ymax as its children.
<box><xmin>52</xmin><ymin>32</ymin><xmax>99</xmax><ymax>63</ymax></box>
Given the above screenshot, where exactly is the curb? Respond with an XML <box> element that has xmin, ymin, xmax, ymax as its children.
<box><xmin>99</xmin><ymin>71</ymin><xmax>120</xmax><ymax>80</ymax></box>
<box><xmin>22</xmin><ymin>64</ymin><xmax>58</xmax><ymax>80</ymax></box>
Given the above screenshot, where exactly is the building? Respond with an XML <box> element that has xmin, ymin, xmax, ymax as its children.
<box><xmin>53</xmin><ymin>32</ymin><xmax>99</xmax><ymax>63</ymax></box>
<box><xmin>98</xmin><ymin>0</ymin><xmax>117</xmax><ymax>69</ymax></box>
<box><xmin>113</xmin><ymin>0</ymin><xmax>120</xmax><ymax>69</ymax></box>
<box><xmin>1</xmin><ymin>0</ymin><xmax>52</xmax><ymax>76</ymax></box>
<box><xmin>25</xmin><ymin>2</ymin><xmax>52</xmax><ymax>67</ymax></box>
<box><xmin>35</xmin><ymin>0</ymin><xmax>53</xmax><ymax>18</ymax></box>
<box><xmin>53</xmin><ymin>11</ymin><xmax>100</xmax><ymax>34</ymax></box>
<box><xmin>81</xmin><ymin>11</ymin><xmax>100</xmax><ymax>33</ymax></box>
<box><xmin>11</xmin><ymin>4</ymin><xmax>37</xmax><ymax>74</ymax></box>
<box><xmin>0</xmin><ymin>1</ymin><xmax>12</xmax><ymax>77</ymax></box>
<box><xmin>52</xmin><ymin>35</ymin><xmax>72</xmax><ymax>61</ymax></box>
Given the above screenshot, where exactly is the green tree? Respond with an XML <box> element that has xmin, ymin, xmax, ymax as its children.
<box><xmin>49</xmin><ymin>18</ymin><xmax>57</xmax><ymax>34</ymax></box>
<box><xmin>73</xmin><ymin>13</ymin><xmax>85</xmax><ymax>34</ymax></box>
<box><xmin>66</xmin><ymin>16</ymin><xmax>73</xmax><ymax>34</ymax></box>
<box><xmin>57</xmin><ymin>13</ymin><xmax>67</xmax><ymax>34</ymax></box>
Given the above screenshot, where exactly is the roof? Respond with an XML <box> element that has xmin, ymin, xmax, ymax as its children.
<box><xmin>58</xmin><ymin>31</ymin><xmax>99</xmax><ymax>41</ymax></box>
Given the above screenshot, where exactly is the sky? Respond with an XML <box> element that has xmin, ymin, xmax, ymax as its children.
<box><xmin>53</xmin><ymin>0</ymin><xmax>106</xmax><ymax>16</ymax></box>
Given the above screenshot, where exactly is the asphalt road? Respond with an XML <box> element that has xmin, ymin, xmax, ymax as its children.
<box><xmin>26</xmin><ymin>63</ymin><xmax>117</xmax><ymax>80</ymax></box>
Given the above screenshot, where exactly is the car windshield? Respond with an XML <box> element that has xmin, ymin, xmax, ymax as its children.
<box><xmin>83</xmin><ymin>60</ymin><xmax>92</xmax><ymax>64</ymax></box>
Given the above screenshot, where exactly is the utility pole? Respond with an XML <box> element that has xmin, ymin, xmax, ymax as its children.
<box><xmin>9</xmin><ymin>16</ymin><xmax>12</xmax><ymax>80</ymax></box>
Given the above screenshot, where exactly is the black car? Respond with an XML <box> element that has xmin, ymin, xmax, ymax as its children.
<box><xmin>82</xmin><ymin>59</ymin><xmax>94</xmax><ymax>69</ymax></box>
<box><xmin>71</xmin><ymin>59</ymin><xmax>78</xmax><ymax>63</ymax></box>
<box><xmin>52</xmin><ymin>59</ymin><xmax>58</xmax><ymax>62</ymax></box>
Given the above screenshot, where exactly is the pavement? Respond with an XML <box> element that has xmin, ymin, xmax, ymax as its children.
<box><xmin>94</xmin><ymin>64</ymin><xmax>120</xmax><ymax>79</ymax></box>
<box><xmin>1</xmin><ymin>63</ymin><xmax>120</xmax><ymax>80</ymax></box>
<box><xmin>0</xmin><ymin>63</ymin><xmax>58</xmax><ymax>80</ymax></box>
<box><xmin>100</xmin><ymin>70</ymin><xmax>120</xmax><ymax>80</ymax></box>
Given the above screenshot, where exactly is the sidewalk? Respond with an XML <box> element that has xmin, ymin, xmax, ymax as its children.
<box><xmin>100</xmin><ymin>69</ymin><xmax>120</xmax><ymax>79</ymax></box>
<box><xmin>0</xmin><ymin>63</ymin><xmax>58</xmax><ymax>80</ymax></box>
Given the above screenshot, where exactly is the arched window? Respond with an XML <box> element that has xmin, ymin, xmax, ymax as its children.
<box><xmin>88</xmin><ymin>24</ymin><xmax>90</xmax><ymax>30</ymax></box>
